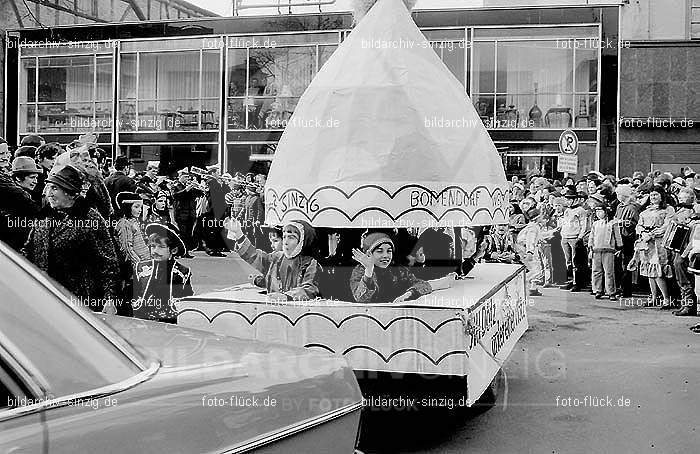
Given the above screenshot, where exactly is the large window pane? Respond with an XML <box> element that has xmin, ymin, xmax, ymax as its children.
<box><xmin>496</xmin><ymin>41</ymin><xmax>573</xmax><ymax>95</ymax></box>
<box><xmin>575</xmin><ymin>43</ymin><xmax>598</xmax><ymax>93</ymax></box>
<box><xmin>249</xmin><ymin>47</ymin><xmax>315</xmax><ymax>98</ymax></box>
<box><xmin>96</xmin><ymin>55</ymin><xmax>113</xmax><ymax>101</ymax></box>
<box><xmin>19</xmin><ymin>105</ymin><xmax>36</xmax><ymax>133</ymax></box>
<box><xmin>227</xmin><ymin>48</ymin><xmax>247</xmax><ymax>97</ymax></box>
<box><xmin>39</xmin><ymin>56</ymin><xmax>94</xmax><ymax>103</ymax></box>
<box><xmin>120</xmin><ymin>53</ymin><xmax>137</xmax><ymax>99</ymax></box>
<box><xmin>202</xmin><ymin>50</ymin><xmax>221</xmax><ymax>98</ymax></box>
<box><xmin>473</xmin><ymin>42</ymin><xmax>495</xmax><ymax>94</ymax></box>
<box><xmin>20</xmin><ymin>58</ymin><xmax>36</xmax><ymax>103</ymax></box>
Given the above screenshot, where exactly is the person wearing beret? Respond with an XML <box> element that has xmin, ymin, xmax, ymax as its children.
<box><xmin>24</xmin><ymin>165</ymin><xmax>120</xmax><ymax>313</ymax></box>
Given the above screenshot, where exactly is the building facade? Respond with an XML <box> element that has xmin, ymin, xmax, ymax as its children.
<box><xmin>4</xmin><ymin>4</ymin><xmax>622</xmax><ymax>178</ymax></box>
<box><xmin>0</xmin><ymin>0</ymin><xmax>217</xmax><ymax>138</ymax></box>
<box><xmin>618</xmin><ymin>0</ymin><xmax>700</xmax><ymax>176</ymax></box>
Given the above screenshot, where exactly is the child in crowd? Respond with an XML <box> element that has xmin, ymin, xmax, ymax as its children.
<box><xmin>588</xmin><ymin>205</ymin><xmax>622</xmax><ymax>300</ymax></box>
<box><xmin>350</xmin><ymin>232</ymin><xmax>456</xmax><ymax>304</ymax></box>
<box><xmin>132</xmin><ymin>222</ymin><xmax>193</xmax><ymax>323</ymax></box>
<box><xmin>516</xmin><ymin>209</ymin><xmax>546</xmax><ymax>296</ymax></box>
<box><xmin>560</xmin><ymin>186</ymin><xmax>589</xmax><ymax>291</ymax></box>
<box><xmin>225</xmin><ymin>217</ymin><xmax>320</xmax><ymax>301</ymax></box>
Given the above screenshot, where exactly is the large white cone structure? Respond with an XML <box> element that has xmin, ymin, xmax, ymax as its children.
<box><xmin>265</xmin><ymin>0</ymin><xmax>509</xmax><ymax>228</ymax></box>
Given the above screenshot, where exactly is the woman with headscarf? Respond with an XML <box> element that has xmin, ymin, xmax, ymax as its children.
<box><xmin>225</xmin><ymin>217</ymin><xmax>320</xmax><ymax>301</ymax></box>
<box><xmin>350</xmin><ymin>232</ymin><xmax>456</xmax><ymax>304</ymax></box>
<box><xmin>24</xmin><ymin>165</ymin><xmax>119</xmax><ymax>312</ymax></box>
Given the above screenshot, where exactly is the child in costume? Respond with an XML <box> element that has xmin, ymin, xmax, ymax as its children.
<box><xmin>350</xmin><ymin>232</ymin><xmax>455</xmax><ymax>304</ymax></box>
<box><xmin>588</xmin><ymin>205</ymin><xmax>622</xmax><ymax>300</ymax></box>
<box><xmin>225</xmin><ymin>217</ymin><xmax>321</xmax><ymax>301</ymax></box>
<box><xmin>132</xmin><ymin>222</ymin><xmax>193</xmax><ymax>323</ymax></box>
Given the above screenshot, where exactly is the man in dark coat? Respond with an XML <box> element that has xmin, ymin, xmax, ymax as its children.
<box><xmin>203</xmin><ymin>165</ymin><xmax>228</xmax><ymax>256</ymax></box>
<box><xmin>24</xmin><ymin>166</ymin><xmax>119</xmax><ymax>312</ymax></box>
<box><xmin>104</xmin><ymin>155</ymin><xmax>137</xmax><ymax>210</ymax></box>
<box><xmin>0</xmin><ymin>167</ymin><xmax>40</xmax><ymax>252</ymax></box>
<box><xmin>171</xmin><ymin>168</ymin><xmax>204</xmax><ymax>258</ymax></box>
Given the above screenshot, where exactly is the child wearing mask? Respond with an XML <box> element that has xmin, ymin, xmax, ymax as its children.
<box><xmin>588</xmin><ymin>205</ymin><xmax>622</xmax><ymax>300</ymax></box>
<box><xmin>133</xmin><ymin>222</ymin><xmax>193</xmax><ymax>323</ymax></box>
<box><xmin>225</xmin><ymin>217</ymin><xmax>320</xmax><ymax>301</ymax></box>
<box><xmin>350</xmin><ymin>232</ymin><xmax>455</xmax><ymax>304</ymax></box>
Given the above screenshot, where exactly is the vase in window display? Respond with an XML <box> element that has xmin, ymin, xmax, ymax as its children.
<box><xmin>528</xmin><ymin>83</ymin><xmax>543</xmax><ymax>127</ymax></box>
<box><xmin>545</xmin><ymin>94</ymin><xmax>572</xmax><ymax>129</ymax></box>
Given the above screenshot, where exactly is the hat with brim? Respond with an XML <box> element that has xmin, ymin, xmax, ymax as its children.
<box><xmin>562</xmin><ymin>185</ymin><xmax>580</xmax><ymax>199</ymax></box>
<box><xmin>177</xmin><ymin>168</ymin><xmax>191</xmax><ymax>177</ymax></box>
<box><xmin>11</xmin><ymin>156</ymin><xmax>42</xmax><ymax>175</ymax></box>
<box><xmin>116</xmin><ymin>191</ymin><xmax>142</xmax><ymax>207</ymax></box>
<box><xmin>145</xmin><ymin>222</ymin><xmax>187</xmax><ymax>257</ymax></box>
<box><xmin>588</xmin><ymin>193</ymin><xmax>607</xmax><ymax>208</ymax></box>
<box><xmin>46</xmin><ymin>165</ymin><xmax>83</xmax><ymax>195</ymax></box>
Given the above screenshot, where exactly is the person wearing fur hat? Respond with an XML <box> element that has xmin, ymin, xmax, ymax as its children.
<box><xmin>350</xmin><ymin>232</ymin><xmax>456</xmax><ymax>304</ymax></box>
<box><xmin>225</xmin><ymin>217</ymin><xmax>321</xmax><ymax>301</ymax></box>
<box><xmin>132</xmin><ymin>222</ymin><xmax>193</xmax><ymax>323</ymax></box>
<box><xmin>24</xmin><ymin>165</ymin><xmax>120</xmax><ymax>313</ymax></box>
<box><xmin>628</xmin><ymin>185</ymin><xmax>676</xmax><ymax>308</ymax></box>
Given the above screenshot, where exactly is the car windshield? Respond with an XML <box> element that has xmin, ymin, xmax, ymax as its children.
<box><xmin>0</xmin><ymin>243</ymin><xmax>144</xmax><ymax>398</ymax></box>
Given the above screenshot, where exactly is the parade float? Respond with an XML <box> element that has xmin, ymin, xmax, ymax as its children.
<box><xmin>178</xmin><ymin>0</ymin><xmax>528</xmax><ymax>406</ymax></box>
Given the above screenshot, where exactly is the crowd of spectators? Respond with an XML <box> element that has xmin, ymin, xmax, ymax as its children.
<box><xmin>486</xmin><ymin>168</ymin><xmax>700</xmax><ymax>332</ymax></box>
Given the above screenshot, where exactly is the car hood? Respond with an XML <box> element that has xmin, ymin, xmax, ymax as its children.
<box><xmin>49</xmin><ymin>316</ymin><xmax>363</xmax><ymax>453</ymax></box>
<box><xmin>100</xmin><ymin>315</ymin><xmax>356</xmax><ymax>385</ymax></box>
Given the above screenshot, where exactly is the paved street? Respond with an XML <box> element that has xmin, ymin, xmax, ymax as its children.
<box><xmin>188</xmin><ymin>252</ymin><xmax>700</xmax><ymax>454</ymax></box>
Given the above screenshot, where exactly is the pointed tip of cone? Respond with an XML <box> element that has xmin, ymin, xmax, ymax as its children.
<box><xmin>352</xmin><ymin>0</ymin><xmax>417</xmax><ymax>22</ymax></box>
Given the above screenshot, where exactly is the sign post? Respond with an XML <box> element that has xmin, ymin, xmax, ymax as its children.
<box><xmin>557</xmin><ymin>129</ymin><xmax>579</xmax><ymax>176</ymax></box>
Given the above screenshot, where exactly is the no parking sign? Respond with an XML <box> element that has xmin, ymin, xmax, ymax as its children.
<box><xmin>559</xmin><ymin>129</ymin><xmax>579</xmax><ymax>155</ymax></box>
<box><xmin>557</xmin><ymin>130</ymin><xmax>579</xmax><ymax>174</ymax></box>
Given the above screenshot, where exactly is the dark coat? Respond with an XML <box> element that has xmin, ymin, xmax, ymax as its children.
<box><xmin>24</xmin><ymin>197</ymin><xmax>120</xmax><ymax>311</ymax></box>
<box><xmin>104</xmin><ymin>171</ymin><xmax>137</xmax><ymax>210</ymax></box>
<box><xmin>0</xmin><ymin>173</ymin><xmax>40</xmax><ymax>252</ymax></box>
<box><xmin>85</xmin><ymin>170</ymin><xmax>113</xmax><ymax>220</ymax></box>
<box><xmin>172</xmin><ymin>182</ymin><xmax>204</xmax><ymax>221</ymax></box>
<box><xmin>132</xmin><ymin>259</ymin><xmax>193</xmax><ymax>322</ymax></box>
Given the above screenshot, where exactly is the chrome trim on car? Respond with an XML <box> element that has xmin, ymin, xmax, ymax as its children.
<box><xmin>224</xmin><ymin>401</ymin><xmax>364</xmax><ymax>454</ymax></box>
<box><xmin>0</xmin><ymin>339</ymin><xmax>48</xmax><ymax>399</ymax></box>
<box><xmin>0</xmin><ymin>361</ymin><xmax>160</xmax><ymax>422</ymax></box>
<box><xmin>0</xmin><ymin>242</ymin><xmax>148</xmax><ymax>370</ymax></box>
